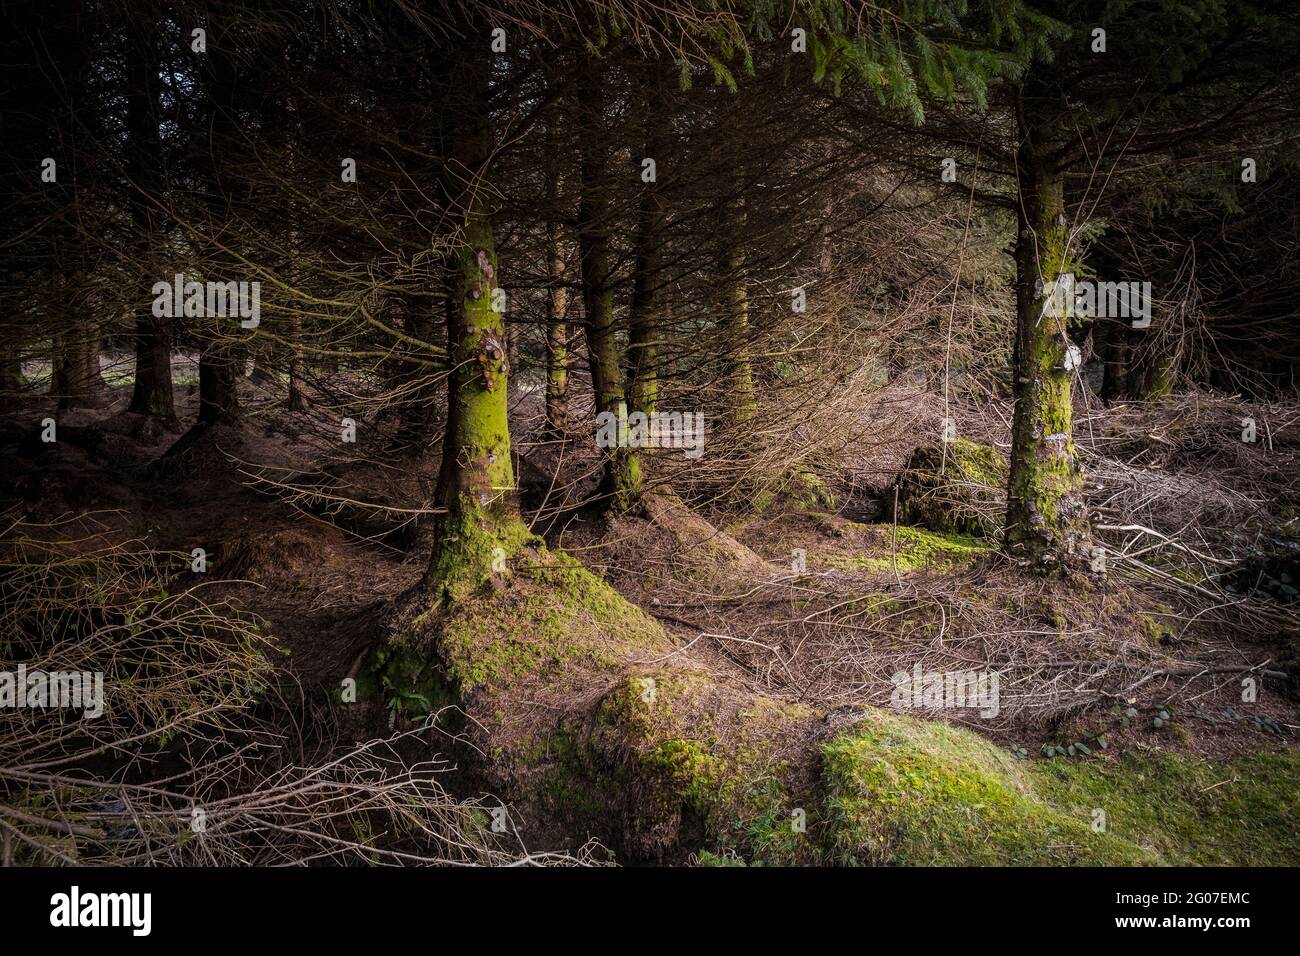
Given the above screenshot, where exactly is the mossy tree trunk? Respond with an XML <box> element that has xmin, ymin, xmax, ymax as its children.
<box><xmin>1128</xmin><ymin>268</ymin><xmax>1180</xmax><ymax>401</ymax></box>
<box><xmin>1004</xmin><ymin>89</ymin><xmax>1090</xmax><ymax>570</ymax></box>
<box><xmin>1145</xmin><ymin>353</ymin><xmax>1178</xmax><ymax>398</ymax></box>
<box><xmin>578</xmin><ymin>62</ymin><xmax>642</xmax><ymax>513</ymax></box>
<box><xmin>1133</xmin><ymin>336</ymin><xmax>1180</xmax><ymax>400</ymax></box>
<box><xmin>426</xmin><ymin>50</ymin><xmax>524</xmax><ymax>595</ymax></box>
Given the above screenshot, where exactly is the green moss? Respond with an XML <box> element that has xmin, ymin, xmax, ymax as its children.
<box><xmin>357</xmin><ymin>641</ymin><xmax>460</xmax><ymax>722</ymax></box>
<box><xmin>1137</xmin><ymin>612</ymin><xmax>1174</xmax><ymax>646</ymax></box>
<box><xmin>696</xmin><ymin>850</ymin><xmax>747</xmax><ymax>866</ymax></box>
<box><xmin>438</xmin><ymin>549</ymin><xmax>672</xmax><ymax>693</ymax></box>
<box><xmin>819</xmin><ymin>525</ymin><xmax>990</xmax><ymax>574</ymax></box>
<box><xmin>824</xmin><ymin>711</ymin><xmax>1300</xmax><ymax>866</ymax></box>
<box><xmin>1035</xmin><ymin>749</ymin><xmax>1300</xmax><ymax>865</ymax></box>
<box><xmin>900</xmin><ymin>438</ymin><xmax>1007</xmax><ymax>537</ymax></box>
<box><xmin>598</xmin><ymin>670</ymin><xmax>715</xmax><ymax>736</ymax></box>
<box><xmin>788</xmin><ymin>471</ymin><xmax>836</xmax><ymax>510</ymax></box>
<box><xmin>647</xmin><ymin>739</ymin><xmax>733</xmax><ymax>815</ymax></box>
<box><xmin>536</xmin><ymin>730</ymin><xmax>607</xmax><ymax>821</ymax></box>
<box><xmin>379</xmin><ymin>545</ymin><xmax>675</xmax><ymax>732</ymax></box>
<box><xmin>592</xmin><ymin>670</ymin><xmax>820</xmax><ymax>864</ymax></box>
<box><xmin>750</xmin><ymin>470</ymin><xmax>836</xmax><ymax>514</ymax></box>
<box><xmin>1004</xmin><ymin>173</ymin><xmax>1091</xmax><ymax>565</ymax></box>
<box><xmin>823</xmin><ymin>711</ymin><xmax>1152</xmax><ymax>865</ymax></box>
<box><xmin>427</xmin><ymin>515</ymin><xmax>536</xmax><ymax>605</ymax></box>
<box><xmin>948</xmin><ymin>438</ymin><xmax>1007</xmax><ymax>486</ymax></box>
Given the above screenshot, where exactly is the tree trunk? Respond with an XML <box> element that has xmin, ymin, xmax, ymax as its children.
<box><xmin>1136</xmin><ymin>339</ymin><xmax>1179</xmax><ymax>399</ymax></box>
<box><xmin>544</xmin><ymin>220</ymin><xmax>570</xmax><ymax>436</ymax></box>
<box><xmin>577</xmin><ymin>63</ymin><xmax>641</xmax><ymax>513</ymax></box>
<box><xmin>1100</xmin><ymin>319</ymin><xmax>1128</xmax><ymax>403</ymax></box>
<box><xmin>723</xmin><ymin>197</ymin><xmax>755</xmax><ymax>423</ymax></box>
<box><xmin>626</xmin><ymin>62</ymin><xmax>672</xmax><ymax>416</ymax></box>
<box><xmin>48</xmin><ymin>4</ymin><xmax>107</xmax><ymax>413</ymax></box>
<box><xmin>286</xmin><ymin>281</ymin><xmax>307</xmax><ymax>411</ymax></box>
<box><xmin>187</xmin><ymin>29</ymin><xmax>243</xmax><ymax>433</ymax></box>
<box><xmin>53</xmin><ymin>321</ymin><xmax>109</xmax><ymax>411</ymax></box>
<box><xmin>426</xmin><ymin>50</ymin><xmax>521</xmax><ymax>593</ymax></box>
<box><xmin>541</xmin><ymin>63</ymin><xmax>570</xmax><ymax>439</ymax></box>
<box><xmin>196</xmin><ymin>352</ymin><xmax>240</xmax><ymax>425</ymax></box>
<box><xmin>0</xmin><ymin>346</ymin><xmax>26</xmax><ymax>396</ymax></box>
<box><xmin>124</xmin><ymin>25</ymin><xmax>175</xmax><ymax>424</ymax></box>
<box><xmin>1004</xmin><ymin>94</ymin><xmax>1090</xmax><ymax>570</ymax></box>
<box><xmin>393</xmin><ymin>290</ymin><xmax>436</xmax><ymax>450</ymax></box>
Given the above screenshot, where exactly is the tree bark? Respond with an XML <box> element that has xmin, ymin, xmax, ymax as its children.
<box><xmin>124</xmin><ymin>23</ymin><xmax>175</xmax><ymax>424</ymax></box>
<box><xmin>626</xmin><ymin>62</ymin><xmax>672</xmax><ymax>417</ymax></box>
<box><xmin>188</xmin><ymin>27</ymin><xmax>243</xmax><ymax>431</ymax></box>
<box><xmin>577</xmin><ymin>62</ymin><xmax>641</xmax><ymax>513</ymax></box>
<box><xmin>1004</xmin><ymin>89</ymin><xmax>1091</xmax><ymax>570</ymax></box>
<box><xmin>47</xmin><ymin>1</ymin><xmax>108</xmax><ymax>412</ymax></box>
<box><xmin>1100</xmin><ymin>319</ymin><xmax>1128</xmax><ymax>403</ymax></box>
<box><xmin>426</xmin><ymin>49</ymin><xmax>520</xmax><ymax>593</ymax></box>
<box><xmin>722</xmin><ymin>196</ymin><xmax>755</xmax><ymax>423</ymax></box>
<box><xmin>544</xmin><ymin>219</ymin><xmax>570</xmax><ymax>436</ymax></box>
<box><xmin>53</xmin><ymin>323</ymin><xmax>109</xmax><ymax>411</ymax></box>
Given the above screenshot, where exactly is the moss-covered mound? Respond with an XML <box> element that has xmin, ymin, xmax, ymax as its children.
<box><xmin>366</xmin><ymin>545</ymin><xmax>674</xmax><ymax>717</ymax></box>
<box><xmin>751</xmin><ymin>470</ymin><xmax>837</xmax><ymax>513</ymax></box>
<box><xmin>1035</xmin><ymin>748</ymin><xmax>1300</xmax><ymax>866</ymax></box>
<box><xmin>365</xmin><ymin>538</ymin><xmax>1298</xmax><ymax>867</ymax></box>
<box><xmin>823</xmin><ymin>712</ymin><xmax>1152</xmax><ymax>865</ymax></box>
<box><xmin>822</xmin><ymin>712</ymin><xmax>1300</xmax><ymax>866</ymax></box>
<box><xmin>577</xmin><ymin>670</ymin><xmax>823</xmax><ymax>862</ymax></box>
<box><xmin>896</xmin><ymin>438</ymin><xmax>1007</xmax><ymax>538</ymax></box>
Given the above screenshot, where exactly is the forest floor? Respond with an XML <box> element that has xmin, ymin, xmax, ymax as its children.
<box><xmin>4</xmin><ymin>365</ymin><xmax>1298</xmax><ymax>865</ymax></box>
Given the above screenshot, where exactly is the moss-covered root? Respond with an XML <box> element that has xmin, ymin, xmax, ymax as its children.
<box><xmin>584</xmin><ymin>670</ymin><xmax>823</xmax><ymax>864</ymax></box>
<box><xmin>640</xmin><ymin>490</ymin><xmax>774</xmax><ymax>576</ymax></box>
